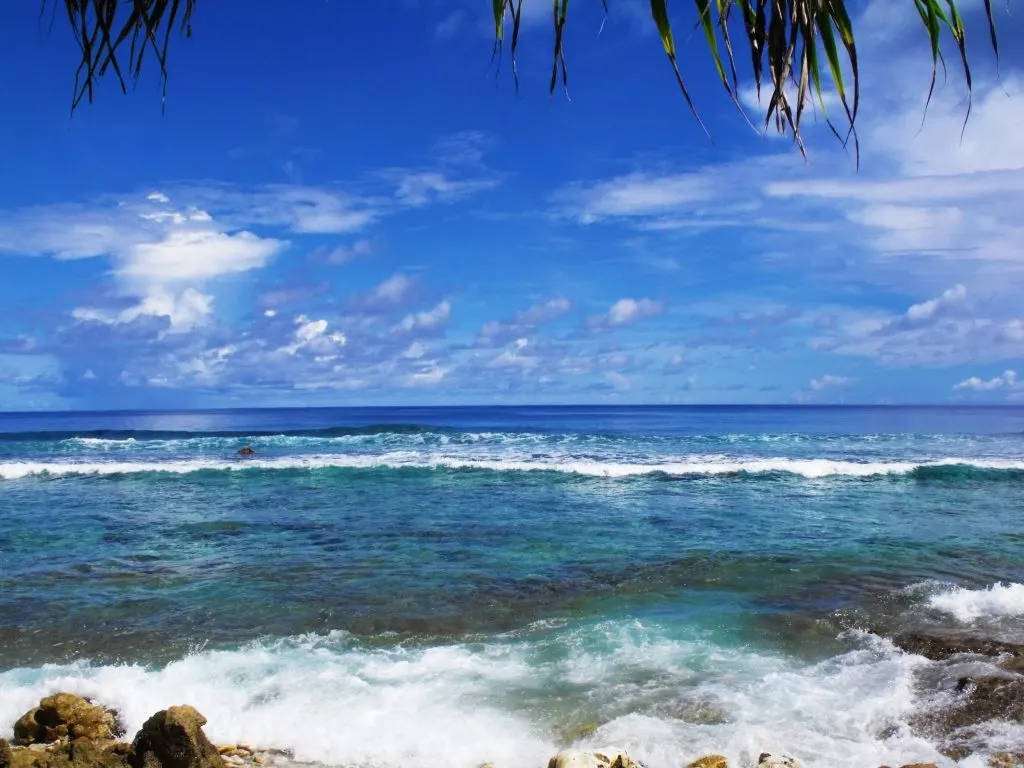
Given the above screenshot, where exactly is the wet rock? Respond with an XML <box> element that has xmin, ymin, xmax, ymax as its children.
<box><xmin>758</xmin><ymin>756</ymin><xmax>800</xmax><ymax>768</ymax></box>
<box><xmin>897</xmin><ymin>764</ymin><xmax>938</xmax><ymax>768</ymax></box>
<box><xmin>67</xmin><ymin>738</ymin><xmax>132</xmax><ymax>768</ymax></box>
<box><xmin>0</xmin><ymin>740</ymin><xmax>12</xmax><ymax>768</ymax></box>
<box><xmin>12</xmin><ymin>694</ymin><xmax>122</xmax><ymax>744</ymax></box>
<box><xmin>946</xmin><ymin>675</ymin><xmax>1024</xmax><ymax>729</ymax></box>
<box><xmin>128</xmin><ymin>705</ymin><xmax>225</xmax><ymax>768</ymax></box>
<box><xmin>989</xmin><ymin>752</ymin><xmax>1024</xmax><ymax>768</ymax></box>
<box><xmin>0</xmin><ymin>739</ymin><xmax>129</xmax><ymax>768</ymax></box>
<box><xmin>547</xmin><ymin>748</ymin><xmax>639</xmax><ymax>768</ymax></box>
<box><xmin>892</xmin><ymin>631</ymin><xmax>1024</xmax><ymax>661</ymax></box>
<box><xmin>558</xmin><ymin>722</ymin><xmax>600</xmax><ymax>746</ymax></box>
<box><xmin>910</xmin><ymin>672</ymin><xmax>1024</xmax><ymax>759</ymax></box>
<box><xmin>686</xmin><ymin>756</ymin><xmax>728</xmax><ymax>768</ymax></box>
<box><xmin>237</xmin><ymin>446</ymin><xmax>255</xmax><ymax>456</ymax></box>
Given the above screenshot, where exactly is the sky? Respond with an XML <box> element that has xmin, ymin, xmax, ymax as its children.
<box><xmin>1</xmin><ymin>0</ymin><xmax>1023</xmax><ymax>409</ymax></box>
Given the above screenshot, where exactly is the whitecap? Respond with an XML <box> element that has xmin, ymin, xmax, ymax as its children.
<box><xmin>927</xmin><ymin>582</ymin><xmax>1024</xmax><ymax>622</ymax></box>
<box><xmin>2</xmin><ymin>455</ymin><xmax>1023</xmax><ymax>480</ymax></box>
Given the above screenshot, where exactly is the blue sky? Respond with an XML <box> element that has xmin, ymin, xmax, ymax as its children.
<box><xmin>1</xmin><ymin>0</ymin><xmax>1023</xmax><ymax>409</ymax></box>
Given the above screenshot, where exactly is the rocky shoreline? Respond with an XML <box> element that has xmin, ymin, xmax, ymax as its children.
<box><xmin>1</xmin><ymin>627</ymin><xmax>1021</xmax><ymax>768</ymax></box>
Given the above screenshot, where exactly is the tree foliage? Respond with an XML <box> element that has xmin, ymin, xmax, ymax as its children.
<box><xmin>54</xmin><ymin>1</ymin><xmax>1001</xmax><ymax>159</ymax></box>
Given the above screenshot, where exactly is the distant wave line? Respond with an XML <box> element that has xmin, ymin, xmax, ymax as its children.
<box><xmin>2</xmin><ymin>455</ymin><xmax>1024</xmax><ymax>480</ymax></box>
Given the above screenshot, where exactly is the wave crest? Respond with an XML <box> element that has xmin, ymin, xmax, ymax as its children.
<box><xmin>2</xmin><ymin>455</ymin><xmax>1023</xmax><ymax>481</ymax></box>
<box><xmin>927</xmin><ymin>582</ymin><xmax>1024</xmax><ymax>622</ymax></box>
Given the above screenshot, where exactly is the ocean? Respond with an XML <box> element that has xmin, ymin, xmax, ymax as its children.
<box><xmin>0</xmin><ymin>405</ymin><xmax>1022</xmax><ymax>767</ymax></box>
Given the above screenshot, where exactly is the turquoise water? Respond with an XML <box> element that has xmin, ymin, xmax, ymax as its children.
<box><xmin>1</xmin><ymin>406</ymin><xmax>1022</xmax><ymax>767</ymax></box>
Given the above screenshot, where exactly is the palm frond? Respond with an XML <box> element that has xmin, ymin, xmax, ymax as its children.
<box><xmin>52</xmin><ymin>0</ymin><xmax>195</xmax><ymax>112</ymax></box>
<box><xmin>490</xmin><ymin>0</ymin><xmax>1002</xmax><ymax>161</ymax></box>
<box><xmin>49</xmin><ymin>0</ymin><xmax>1002</xmax><ymax>161</ymax></box>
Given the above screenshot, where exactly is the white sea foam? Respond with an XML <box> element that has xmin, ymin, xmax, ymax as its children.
<box><xmin>66</xmin><ymin>437</ymin><xmax>137</xmax><ymax>447</ymax></box>
<box><xmin>0</xmin><ymin>623</ymin><xmax>967</xmax><ymax>768</ymax></box>
<box><xmin>1</xmin><ymin>454</ymin><xmax>1022</xmax><ymax>480</ymax></box>
<box><xmin>927</xmin><ymin>582</ymin><xmax>1024</xmax><ymax>622</ymax></box>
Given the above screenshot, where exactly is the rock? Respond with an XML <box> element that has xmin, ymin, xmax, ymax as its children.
<box><xmin>0</xmin><ymin>740</ymin><xmax>12</xmax><ymax>768</ymax></box>
<box><xmin>758</xmin><ymin>756</ymin><xmax>800</xmax><ymax>768</ymax></box>
<box><xmin>12</xmin><ymin>693</ymin><xmax>122</xmax><ymax>744</ymax></box>
<box><xmin>910</xmin><ymin>672</ymin><xmax>1024</xmax><ymax>753</ymax></box>
<box><xmin>891</xmin><ymin>631</ymin><xmax>1024</xmax><ymax>661</ymax></box>
<box><xmin>558</xmin><ymin>722</ymin><xmax>599</xmax><ymax>746</ymax></box>
<box><xmin>237</xmin><ymin>446</ymin><xmax>255</xmax><ymax>456</ymax></box>
<box><xmin>128</xmin><ymin>706</ymin><xmax>225</xmax><ymax>768</ymax></box>
<box><xmin>897</xmin><ymin>764</ymin><xmax>938</xmax><ymax>768</ymax></box>
<box><xmin>547</xmin><ymin>748</ymin><xmax>639</xmax><ymax>768</ymax></box>
<box><xmin>951</xmin><ymin>674</ymin><xmax>1024</xmax><ymax>726</ymax></box>
<box><xmin>67</xmin><ymin>738</ymin><xmax>131</xmax><ymax>768</ymax></box>
<box><xmin>989</xmin><ymin>753</ymin><xmax>1024</xmax><ymax>768</ymax></box>
<box><xmin>686</xmin><ymin>756</ymin><xmax>728</xmax><ymax>768</ymax></box>
<box><xmin>0</xmin><ymin>739</ymin><xmax>129</xmax><ymax>768</ymax></box>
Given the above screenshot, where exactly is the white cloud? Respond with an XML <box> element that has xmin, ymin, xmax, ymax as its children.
<box><xmin>393</xmin><ymin>300</ymin><xmax>451</xmax><ymax>335</ymax></box>
<box><xmin>435</xmin><ymin>10</ymin><xmax>465</xmax><ymax>39</ymax></box>
<box><xmin>588</xmin><ymin>298</ymin><xmax>663</xmax><ymax>331</ymax></box>
<box><xmin>280</xmin><ymin>315</ymin><xmax>347</xmax><ymax>356</ymax></box>
<box><xmin>367</xmin><ymin>273</ymin><xmax>415</xmax><ymax>308</ymax></box>
<box><xmin>906</xmin><ymin>284</ymin><xmax>967</xmax><ymax>321</ymax></box>
<box><xmin>404</xmin><ymin>364</ymin><xmax>449</xmax><ymax>386</ymax></box>
<box><xmin>118</xmin><ymin>228</ymin><xmax>283</xmax><ymax>285</ymax></box>
<box><xmin>402</xmin><ymin>341</ymin><xmax>427</xmax><ymax>359</ymax></box>
<box><xmin>478</xmin><ymin>297</ymin><xmax>572</xmax><ymax>344</ymax></box>
<box><xmin>809</xmin><ymin>374</ymin><xmax>852</xmax><ymax>391</ymax></box>
<box><xmin>954</xmin><ymin>369</ymin><xmax>1018</xmax><ymax>392</ymax></box>
<box><xmin>813</xmin><ymin>285</ymin><xmax>1024</xmax><ymax>366</ymax></box>
<box><xmin>604</xmin><ymin>371</ymin><xmax>632</xmax><ymax>391</ymax></box>
<box><xmin>320</xmin><ymin>239</ymin><xmax>375</xmax><ymax>264</ymax></box>
<box><xmin>393</xmin><ymin>171</ymin><xmax>497</xmax><ymax>207</ymax></box>
<box><xmin>73</xmin><ymin>287</ymin><xmax>215</xmax><ymax>331</ymax></box>
<box><xmin>557</xmin><ymin>172</ymin><xmax>720</xmax><ymax>224</ymax></box>
<box><xmin>487</xmin><ymin>338</ymin><xmax>539</xmax><ymax>371</ymax></box>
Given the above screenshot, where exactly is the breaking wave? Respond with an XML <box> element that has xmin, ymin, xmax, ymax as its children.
<box><xmin>927</xmin><ymin>582</ymin><xmax>1024</xmax><ymax>623</ymax></box>
<box><xmin>0</xmin><ymin>622</ymin><xmax>957</xmax><ymax>768</ymax></box>
<box><xmin>2</xmin><ymin>455</ymin><xmax>1023</xmax><ymax>480</ymax></box>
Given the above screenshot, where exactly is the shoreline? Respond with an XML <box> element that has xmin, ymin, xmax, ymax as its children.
<box><xmin>2</xmin><ymin>626</ymin><xmax>1021</xmax><ymax>768</ymax></box>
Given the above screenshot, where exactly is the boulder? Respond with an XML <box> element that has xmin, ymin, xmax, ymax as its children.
<box><xmin>237</xmin><ymin>446</ymin><xmax>255</xmax><ymax>456</ymax></box>
<box><xmin>12</xmin><ymin>694</ymin><xmax>122</xmax><ymax>744</ymax></box>
<box><xmin>686</xmin><ymin>756</ymin><xmax>728</xmax><ymax>768</ymax></box>
<box><xmin>0</xmin><ymin>739</ymin><xmax>128</xmax><ymax>768</ymax></box>
<box><xmin>758</xmin><ymin>756</ymin><xmax>800</xmax><ymax>768</ymax></box>
<box><xmin>547</xmin><ymin>748</ymin><xmax>639</xmax><ymax>768</ymax></box>
<box><xmin>128</xmin><ymin>706</ymin><xmax>225</xmax><ymax>768</ymax></box>
<box><xmin>891</xmin><ymin>631</ymin><xmax>1024</xmax><ymax>661</ymax></box>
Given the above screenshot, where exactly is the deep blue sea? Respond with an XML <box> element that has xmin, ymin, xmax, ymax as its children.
<box><xmin>1</xmin><ymin>406</ymin><xmax>1022</xmax><ymax>767</ymax></box>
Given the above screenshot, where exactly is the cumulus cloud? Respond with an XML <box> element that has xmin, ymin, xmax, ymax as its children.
<box><xmin>478</xmin><ymin>297</ymin><xmax>572</xmax><ymax>345</ymax></box>
<box><xmin>954</xmin><ymin>369</ymin><xmax>1018</xmax><ymax>392</ymax></box>
<box><xmin>315</xmin><ymin>238</ymin><xmax>376</xmax><ymax>264</ymax></box>
<box><xmin>280</xmin><ymin>314</ymin><xmax>347</xmax><ymax>356</ymax></box>
<box><xmin>118</xmin><ymin>228</ymin><xmax>283</xmax><ymax>285</ymax></box>
<box><xmin>813</xmin><ymin>285</ymin><xmax>1024</xmax><ymax>367</ymax></box>
<box><xmin>393</xmin><ymin>300</ymin><xmax>451</xmax><ymax>335</ymax></box>
<box><xmin>905</xmin><ymin>284</ymin><xmax>967</xmax><ymax>322</ymax></box>
<box><xmin>404</xmin><ymin>364</ymin><xmax>449</xmax><ymax>386</ymax></box>
<box><xmin>358</xmin><ymin>273</ymin><xmax>415</xmax><ymax>310</ymax></box>
<box><xmin>487</xmin><ymin>338</ymin><xmax>540</xmax><ymax>371</ymax></box>
<box><xmin>588</xmin><ymin>298</ymin><xmax>663</xmax><ymax>332</ymax></box>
